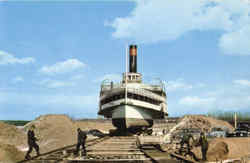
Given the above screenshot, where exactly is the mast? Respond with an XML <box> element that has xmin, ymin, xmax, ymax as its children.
<box><xmin>125</xmin><ymin>44</ymin><xmax>128</xmax><ymax>104</ymax></box>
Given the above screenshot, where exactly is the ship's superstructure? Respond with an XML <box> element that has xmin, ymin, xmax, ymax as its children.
<box><xmin>98</xmin><ymin>45</ymin><xmax>168</xmax><ymax>129</ymax></box>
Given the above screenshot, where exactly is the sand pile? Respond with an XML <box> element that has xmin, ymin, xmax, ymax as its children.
<box><xmin>218</xmin><ymin>138</ymin><xmax>250</xmax><ymax>159</ymax></box>
<box><xmin>75</xmin><ymin>119</ymin><xmax>114</xmax><ymax>133</ymax></box>
<box><xmin>192</xmin><ymin>138</ymin><xmax>229</xmax><ymax>161</ymax></box>
<box><xmin>165</xmin><ymin>115</ymin><xmax>234</xmax><ymax>143</ymax></box>
<box><xmin>0</xmin><ymin>122</ymin><xmax>26</xmax><ymax>147</ymax></box>
<box><xmin>0</xmin><ymin>143</ymin><xmax>25</xmax><ymax>163</ymax></box>
<box><xmin>192</xmin><ymin>138</ymin><xmax>250</xmax><ymax>161</ymax></box>
<box><xmin>162</xmin><ymin>115</ymin><xmax>236</xmax><ymax>161</ymax></box>
<box><xmin>179</xmin><ymin>115</ymin><xmax>234</xmax><ymax>132</ymax></box>
<box><xmin>0</xmin><ymin>122</ymin><xmax>26</xmax><ymax>162</ymax></box>
<box><xmin>23</xmin><ymin>115</ymin><xmax>114</xmax><ymax>153</ymax></box>
<box><xmin>24</xmin><ymin>114</ymin><xmax>77</xmax><ymax>153</ymax></box>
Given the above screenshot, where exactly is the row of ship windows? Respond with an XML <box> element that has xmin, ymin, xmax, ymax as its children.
<box><xmin>100</xmin><ymin>93</ymin><xmax>161</xmax><ymax>106</ymax></box>
<box><xmin>127</xmin><ymin>75</ymin><xmax>140</xmax><ymax>80</ymax></box>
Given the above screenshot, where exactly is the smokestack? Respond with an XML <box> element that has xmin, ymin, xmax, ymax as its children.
<box><xmin>129</xmin><ymin>45</ymin><xmax>137</xmax><ymax>73</ymax></box>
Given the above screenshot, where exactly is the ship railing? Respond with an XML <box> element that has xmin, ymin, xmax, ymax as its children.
<box><xmin>101</xmin><ymin>83</ymin><xmax>124</xmax><ymax>91</ymax></box>
<box><xmin>101</xmin><ymin>82</ymin><xmax>164</xmax><ymax>92</ymax></box>
<box><xmin>133</xmin><ymin>88</ymin><xmax>168</xmax><ymax>109</ymax></box>
<box><xmin>127</xmin><ymin>88</ymin><xmax>165</xmax><ymax>102</ymax></box>
<box><xmin>101</xmin><ymin>83</ymin><xmax>166</xmax><ymax>101</ymax></box>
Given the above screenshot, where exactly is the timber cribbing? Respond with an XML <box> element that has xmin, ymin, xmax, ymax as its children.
<box><xmin>18</xmin><ymin>135</ymin><xmax>198</xmax><ymax>163</ymax></box>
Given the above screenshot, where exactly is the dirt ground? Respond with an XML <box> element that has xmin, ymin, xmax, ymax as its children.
<box><xmin>191</xmin><ymin>137</ymin><xmax>250</xmax><ymax>161</ymax></box>
<box><xmin>0</xmin><ymin>143</ymin><xmax>25</xmax><ymax>163</ymax></box>
<box><xmin>1</xmin><ymin>114</ymin><xmax>250</xmax><ymax>163</ymax></box>
<box><xmin>0</xmin><ymin>122</ymin><xmax>26</xmax><ymax>162</ymax></box>
<box><xmin>163</xmin><ymin>115</ymin><xmax>250</xmax><ymax>162</ymax></box>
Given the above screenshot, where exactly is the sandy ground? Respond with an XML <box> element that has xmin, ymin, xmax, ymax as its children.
<box><xmin>0</xmin><ymin>114</ymin><xmax>115</xmax><ymax>162</ymax></box>
<box><xmin>191</xmin><ymin>137</ymin><xmax>250</xmax><ymax>161</ymax></box>
<box><xmin>0</xmin><ymin>143</ymin><xmax>25</xmax><ymax>163</ymax></box>
<box><xmin>0</xmin><ymin>114</ymin><xmax>249</xmax><ymax>163</ymax></box>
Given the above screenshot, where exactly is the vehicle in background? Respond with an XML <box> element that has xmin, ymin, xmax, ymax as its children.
<box><xmin>173</xmin><ymin>128</ymin><xmax>201</xmax><ymax>140</ymax></box>
<box><xmin>207</xmin><ymin>127</ymin><xmax>228</xmax><ymax>138</ymax></box>
<box><xmin>237</xmin><ymin>123</ymin><xmax>250</xmax><ymax>132</ymax></box>
<box><xmin>226</xmin><ymin>127</ymin><xmax>249</xmax><ymax>137</ymax></box>
<box><xmin>226</xmin><ymin>123</ymin><xmax>250</xmax><ymax>137</ymax></box>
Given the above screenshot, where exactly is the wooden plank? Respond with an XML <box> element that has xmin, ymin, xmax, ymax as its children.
<box><xmin>170</xmin><ymin>152</ymin><xmax>199</xmax><ymax>163</ymax></box>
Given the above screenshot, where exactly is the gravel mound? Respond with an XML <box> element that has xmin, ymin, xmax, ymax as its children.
<box><xmin>163</xmin><ymin>115</ymin><xmax>236</xmax><ymax>161</ymax></box>
<box><xmin>192</xmin><ymin>137</ymin><xmax>250</xmax><ymax>161</ymax></box>
<box><xmin>192</xmin><ymin>139</ymin><xmax>229</xmax><ymax>161</ymax></box>
<box><xmin>179</xmin><ymin>115</ymin><xmax>234</xmax><ymax>132</ymax></box>
<box><xmin>0</xmin><ymin>121</ymin><xmax>26</xmax><ymax>147</ymax></box>
<box><xmin>0</xmin><ymin>143</ymin><xmax>25</xmax><ymax>163</ymax></box>
<box><xmin>24</xmin><ymin>114</ymin><xmax>77</xmax><ymax>153</ymax></box>
<box><xmin>75</xmin><ymin>119</ymin><xmax>114</xmax><ymax>133</ymax></box>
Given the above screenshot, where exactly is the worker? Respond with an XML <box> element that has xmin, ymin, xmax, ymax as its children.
<box><xmin>25</xmin><ymin>125</ymin><xmax>40</xmax><ymax>160</ymax></box>
<box><xmin>179</xmin><ymin>129</ymin><xmax>199</xmax><ymax>161</ymax></box>
<box><xmin>199</xmin><ymin>131</ymin><xmax>209</xmax><ymax>161</ymax></box>
<box><xmin>75</xmin><ymin>128</ymin><xmax>87</xmax><ymax>156</ymax></box>
<box><xmin>180</xmin><ymin>129</ymin><xmax>194</xmax><ymax>154</ymax></box>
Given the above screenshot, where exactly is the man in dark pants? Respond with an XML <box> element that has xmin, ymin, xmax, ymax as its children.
<box><xmin>75</xmin><ymin>128</ymin><xmax>87</xmax><ymax>156</ymax></box>
<box><xmin>199</xmin><ymin>131</ymin><xmax>209</xmax><ymax>161</ymax></box>
<box><xmin>25</xmin><ymin>125</ymin><xmax>40</xmax><ymax>160</ymax></box>
<box><xmin>180</xmin><ymin>129</ymin><xmax>194</xmax><ymax>154</ymax></box>
<box><xmin>178</xmin><ymin>129</ymin><xmax>199</xmax><ymax>161</ymax></box>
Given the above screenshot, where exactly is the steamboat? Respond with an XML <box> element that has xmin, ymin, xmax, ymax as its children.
<box><xmin>98</xmin><ymin>45</ymin><xmax>168</xmax><ymax>130</ymax></box>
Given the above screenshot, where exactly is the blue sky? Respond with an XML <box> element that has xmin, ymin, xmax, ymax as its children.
<box><xmin>0</xmin><ymin>0</ymin><xmax>250</xmax><ymax>120</ymax></box>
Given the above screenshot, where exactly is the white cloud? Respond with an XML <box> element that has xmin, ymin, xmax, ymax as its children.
<box><xmin>39</xmin><ymin>94</ymin><xmax>97</xmax><ymax>108</ymax></box>
<box><xmin>0</xmin><ymin>91</ymin><xmax>98</xmax><ymax>111</ymax></box>
<box><xmin>70</xmin><ymin>74</ymin><xmax>84</xmax><ymax>80</ymax></box>
<box><xmin>12</xmin><ymin>76</ymin><xmax>24</xmax><ymax>83</ymax></box>
<box><xmin>166</xmin><ymin>79</ymin><xmax>193</xmax><ymax>91</ymax></box>
<box><xmin>38</xmin><ymin>74</ymin><xmax>85</xmax><ymax>88</ymax></box>
<box><xmin>177</xmin><ymin>81</ymin><xmax>250</xmax><ymax>113</ymax></box>
<box><xmin>107</xmin><ymin>0</ymin><xmax>250</xmax><ymax>55</ymax></box>
<box><xmin>39</xmin><ymin>79</ymin><xmax>76</xmax><ymax>88</ymax></box>
<box><xmin>233</xmin><ymin>79</ymin><xmax>250</xmax><ymax>87</ymax></box>
<box><xmin>197</xmin><ymin>83</ymin><xmax>206</xmax><ymax>88</ymax></box>
<box><xmin>0</xmin><ymin>51</ymin><xmax>35</xmax><ymax>65</ymax></box>
<box><xmin>39</xmin><ymin>59</ymin><xmax>86</xmax><ymax>75</ymax></box>
<box><xmin>219</xmin><ymin>25</ymin><xmax>250</xmax><ymax>55</ymax></box>
<box><xmin>165</xmin><ymin>79</ymin><xmax>205</xmax><ymax>92</ymax></box>
<box><xmin>219</xmin><ymin>95</ymin><xmax>250</xmax><ymax>109</ymax></box>
<box><xmin>179</xmin><ymin>96</ymin><xmax>216</xmax><ymax>107</ymax></box>
<box><xmin>95</xmin><ymin>73</ymin><xmax>122</xmax><ymax>83</ymax></box>
<box><xmin>0</xmin><ymin>91</ymin><xmax>99</xmax><ymax>120</ymax></box>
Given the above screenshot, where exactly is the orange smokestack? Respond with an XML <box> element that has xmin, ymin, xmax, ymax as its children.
<box><xmin>129</xmin><ymin>45</ymin><xmax>137</xmax><ymax>73</ymax></box>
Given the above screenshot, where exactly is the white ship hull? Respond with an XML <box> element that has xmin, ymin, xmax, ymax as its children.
<box><xmin>111</xmin><ymin>104</ymin><xmax>153</xmax><ymax>128</ymax></box>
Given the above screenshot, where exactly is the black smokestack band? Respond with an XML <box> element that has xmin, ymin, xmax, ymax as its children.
<box><xmin>129</xmin><ymin>45</ymin><xmax>137</xmax><ymax>73</ymax></box>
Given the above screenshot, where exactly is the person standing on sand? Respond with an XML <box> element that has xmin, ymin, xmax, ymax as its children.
<box><xmin>199</xmin><ymin>131</ymin><xmax>209</xmax><ymax>161</ymax></box>
<box><xmin>180</xmin><ymin>129</ymin><xmax>194</xmax><ymax>154</ymax></box>
<box><xmin>25</xmin><ymin>125</ymin><xmax>40</xmax><ymax>160</ymax></box>
<box><xmin>75</xmin><ymin>128</ymin><xmax>87</xmax><ymax>156</ymax></box>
